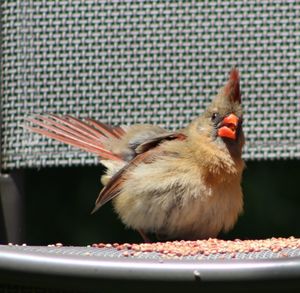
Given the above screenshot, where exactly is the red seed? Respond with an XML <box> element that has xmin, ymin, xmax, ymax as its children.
<box><xmin>90</xmin><ymin>237</ymin><xmax>300</xmax><ymax>259</ymax></box>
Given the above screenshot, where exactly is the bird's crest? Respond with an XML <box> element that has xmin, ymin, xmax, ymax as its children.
<box><xmin>223</xmin><ymin>68</ymin><xmax>241</xmax><ymax>104</ymax></box>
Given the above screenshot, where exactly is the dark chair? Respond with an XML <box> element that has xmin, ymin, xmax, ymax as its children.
<box><xmin>0</xmin><ymin>1</ymin><xmax>299</xmax><ymax>292</ymax></box>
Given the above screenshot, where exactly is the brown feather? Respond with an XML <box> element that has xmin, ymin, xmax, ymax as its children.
<box><xmin>135</xmin><ymin>132</ymin><xmax>187</xmax><ymax>153</ymax></box>
<box><xmin>91</xmin><ymin>133</ymin><xmax>187</xmax><ymax>213</ymax></box>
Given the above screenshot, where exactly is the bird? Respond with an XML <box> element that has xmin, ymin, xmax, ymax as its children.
<box><xmin>25</xmin><ymin>68</ymin><xmax>245</xmax><ymax>242</ymax></box>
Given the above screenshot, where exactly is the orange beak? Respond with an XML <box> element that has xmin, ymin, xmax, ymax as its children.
<box><xmin>217</xmin><ymin>114</ymin><xmax>239</xmax><ymax>140</ymax></box>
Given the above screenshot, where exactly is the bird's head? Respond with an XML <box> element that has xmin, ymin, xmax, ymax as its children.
<box><xmin>189</xmin><ymin>68</ymin><xmax>244</xmax><ymax>159</ymax></box>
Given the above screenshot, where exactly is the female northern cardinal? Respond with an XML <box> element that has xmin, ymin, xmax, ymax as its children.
<box><xmin>26</xmin><ymin>68</ymin><xmax>245</xmax><ymax>241</ymax></box>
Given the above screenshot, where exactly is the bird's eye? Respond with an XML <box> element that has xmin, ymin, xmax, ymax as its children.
<box><xmin>211</xmin><ymin>113</ymin><xmax>219</xmax><ymax>121</ymax></box>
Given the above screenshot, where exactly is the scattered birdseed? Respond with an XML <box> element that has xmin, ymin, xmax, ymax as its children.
<box><xmin>92</xmin><ymin>237</ymin><xmax>300</xmax><ymax>259</ymax></box>
<box><xmin>122</xmin><ymin>251</ymin><xmax>130</xmax><ymax>257</ymax></box>
<box><xmin>4</xmin><ymin>237</ymin><xmax>300</xmax><ymax>260</ymax></box>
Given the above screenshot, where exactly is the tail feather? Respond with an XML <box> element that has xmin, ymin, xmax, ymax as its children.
<box><xmin>51</xmin><ymin>114</ymin><xmax>107</xmax><ymax>140</ymax></box>
<box><xmin>113</xmin><ymin>126</ymin><xmax>127</xmax><ymax>137</ymax></box>
<box><xmin>24</xmin><ymin>114</ymin><xmax>125</xmax><ymax>161</ymax></box>
<box><xmin>85</xmin><ymin>118</ymin><xmax>124</xmax><ymax>139</ymax></box>
<box><xmin>33</xmin><ymin>115</ymin><xmax>102</xmax><ymax>143</ymax></box>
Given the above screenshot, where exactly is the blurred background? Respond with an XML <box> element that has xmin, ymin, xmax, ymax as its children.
<box><xmin>19</xmin><ymin>159</ymin><xmax>299</xmax><ymax>246</ymax></box>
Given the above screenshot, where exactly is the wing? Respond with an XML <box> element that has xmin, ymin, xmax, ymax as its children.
<box><xmin>24</xmin><ymin>114</ymin><xmax>126</xmax><ymax>161</ymax></box>
<box><xmin>135</xmin><ymin>132</ymin><xmax>187</xmax><ymax>153</ymax></box>
<box><xmin>24</xmin><ymin>113</ymin><xmax>186</xmax><ymax>212</ymax></box>
<box><xmin>91</xmin><ymin>132</ymin><xmax>187</xmax><ymax>213</ymax></box>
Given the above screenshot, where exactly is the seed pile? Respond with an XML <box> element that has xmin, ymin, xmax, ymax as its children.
<box><xmin>93</xmin><ymin>237</ymin><xmax>300</xmax><ymax>258</ymax></box>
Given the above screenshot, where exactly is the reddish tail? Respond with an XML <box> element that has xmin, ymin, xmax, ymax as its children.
<box><xmin>24</xmin><ymin>114</ymin><xmax>125</xmax><ymax>161</ymax></box>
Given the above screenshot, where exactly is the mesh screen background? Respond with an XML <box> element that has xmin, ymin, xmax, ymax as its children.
<box><xmin>1</xmin><ymin>1</ymin><xmax>300</xmax><ymax>169</ymax></box>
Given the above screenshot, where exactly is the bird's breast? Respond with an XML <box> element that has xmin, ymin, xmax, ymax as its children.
<box><xmin>112</xmin><ymin>157</ymin><xmax>243</xmax><ymax>239</ymax></box>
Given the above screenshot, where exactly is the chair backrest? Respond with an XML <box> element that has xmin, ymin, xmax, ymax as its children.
<box><xmin>1</xmin><ymin>1</ymin><xmax>299</xmax><ymax>170</ymax></box>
